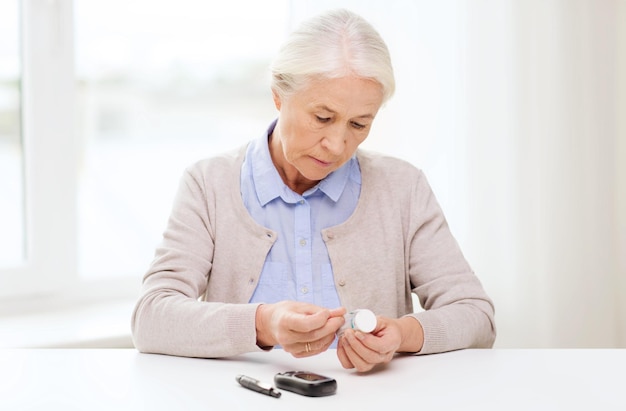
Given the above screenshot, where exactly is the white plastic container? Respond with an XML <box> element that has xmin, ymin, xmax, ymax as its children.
<box><xmin>337</xmin><ymin>309</ymin><xmax>377</xmax><ymax>337</ymax></box>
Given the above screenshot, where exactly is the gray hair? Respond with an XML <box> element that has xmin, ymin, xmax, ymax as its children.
<box><xmin>270</xmin><ymin>9</ymin><xmax>395</xmax><ymax>103</ymax></box>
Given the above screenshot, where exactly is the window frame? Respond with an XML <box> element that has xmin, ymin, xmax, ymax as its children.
<box><xmin>1</xmin><ymin>0</ymin><xmax>288</xmax><ymax>310</ymax></box>
<box><xmin>0</xmin><ymin>0</ymin><xmax>107</xmax><ymax>305</ymax></box>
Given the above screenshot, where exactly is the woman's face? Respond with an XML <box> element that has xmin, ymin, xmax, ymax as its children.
<box><xmin>270</xmin><ymin>76</ymin><xmax>384</xmax><ymax>194</ymax></box>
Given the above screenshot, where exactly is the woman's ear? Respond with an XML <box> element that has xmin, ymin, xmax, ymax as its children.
<box><xmin>272</xmin><ymin>89</ymin><xmax>282</xmax><ymax>111</ymax></box>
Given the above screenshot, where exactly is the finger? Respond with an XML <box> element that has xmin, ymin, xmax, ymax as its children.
<box><xmin>354</xmin><ymin>320</ymin><xmax>402</xmax><ymax>356</ymax></box>
<box><xmin>336</xmin><ymin>337</ymin><xmax>355</xmax><ymax>369</ymax></box>
<box><xmin>299</xmin><ymin>332</ymin><xmax>337</xmax><ymax>357</ymax></box>
<box><xmin>350</xmin><ymin>331</ymin><xmax>396</xmax><ymax>365</ymax></box>
<box><xmin>341</xmin><ymin>333</ymin><xmax>374</xmax><ymax>372</ymax></box>
<box><xmin>346</xmin><ymin>330</ymin><xmax>394</xmax><ymax>369</ymax></box>
<box><xmin>316</xmin><ymin>333</ymin><xmax>337</xmax><ymax>353</ymax></box>
<box><xmin>328</xmin><ymin>306</ymin><xmax>347</xmax><ymax>318</ymax></box>
<box><xmin>288</xmin><ymin>340</ymin><xmax>316</xmax><ymax>358</ymax></box>
<box><xmin>289</xmin><ymin>302</ymin><xmax>331</xmax><ymax>315</ymax></box>
<box><xmin>285</xmin><ymin>308</ymin><xmax>332</xmax><ymax>333</ymax></box>
<box><xmin>290</xmin><ymin>315</ymin><xmax>345</xmax><ymax>344</ymax></box>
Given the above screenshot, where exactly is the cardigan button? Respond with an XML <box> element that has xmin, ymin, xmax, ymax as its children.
<box><xmin>338</xmin><ymin>279</ymin><xmax>346</xmax><ymax>286</ymax></box>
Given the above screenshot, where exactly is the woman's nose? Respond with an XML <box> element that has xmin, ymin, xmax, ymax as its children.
<box><xmin>321</xmin><ymin>126</ymin><xmax>347</xmax><ymax>155</ymax></box>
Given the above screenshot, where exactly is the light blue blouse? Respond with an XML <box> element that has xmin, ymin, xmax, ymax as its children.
<box><xmin>241</xmin><ymin>121</ymin><xmax>361</xmax><ymax>309</ymax></box>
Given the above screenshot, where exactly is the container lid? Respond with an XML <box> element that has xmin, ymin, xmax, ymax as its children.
<box><xmin>354</xmin><ymin>310</ymin><xmax>377</xmax><ymax>333</ymax></box>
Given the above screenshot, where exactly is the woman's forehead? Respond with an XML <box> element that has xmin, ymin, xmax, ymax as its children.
<box><xmin>293</xmin><ymin>76</ymin><xmax>383</xmax><ymax>114</ymax></box>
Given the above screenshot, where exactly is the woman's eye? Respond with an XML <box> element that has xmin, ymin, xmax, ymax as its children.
<box><xmin>316</xmin><ymin>116</ymin><xmax>331</xmax><ymax>123</ymax></box>
<box><xmin>351</xmin><ymin>122</ymin><xmax>366</xmax><ymax>130</ymax></box>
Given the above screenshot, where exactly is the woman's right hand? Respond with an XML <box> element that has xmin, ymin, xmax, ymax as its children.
<box><xmin>255</xmin><ymin>301</ymin><xmax>345</xmax><ymax>357</ymax></box>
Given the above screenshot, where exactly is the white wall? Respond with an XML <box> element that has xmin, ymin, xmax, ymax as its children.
<box><xmin>466</xmin><ymin>0</ymin><xmax>624</xmax><ymax>348</ymax></box>
<box><xmin>291</xmin><ymin>0</ymin><xmax>626</xmax><ymax>348</ymax></box>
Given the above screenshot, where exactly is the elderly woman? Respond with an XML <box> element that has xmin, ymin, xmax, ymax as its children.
<box><xmin>131</xmin><ymin>9</ymin><xmax>496</xmax><ymax>372</ymax></box>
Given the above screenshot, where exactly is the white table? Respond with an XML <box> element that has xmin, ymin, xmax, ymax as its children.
<box><xmin>0</xmin><ymin>348</ymin><xmax>624</xmax><ymax>410</ymax></box>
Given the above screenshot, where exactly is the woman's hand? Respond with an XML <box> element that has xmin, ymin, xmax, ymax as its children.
<box><xmin>337</xmin><ymin>316</ymin><xmax>424</xmax><ymax>372</ymax></box>
<box><xmin>256</xmin><ymin>302</ymin><xmax>345</xmax><ymax>357</ymax></box>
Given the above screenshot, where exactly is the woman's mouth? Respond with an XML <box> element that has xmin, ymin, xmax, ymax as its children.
<box><xmin>310</xmin><ymin>156</ymin><xmax>333</xmax><ymax>167</ymax></box>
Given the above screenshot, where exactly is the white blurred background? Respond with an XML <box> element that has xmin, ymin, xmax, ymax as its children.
<box><xmin>0</xmin><ymin>0</ymin><xmax>624</xmax><ymax>349</ymax></box>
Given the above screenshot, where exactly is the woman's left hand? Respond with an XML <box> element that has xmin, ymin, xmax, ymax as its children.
<box><xmin>336</xmin><ymin>316</ymin><xmax>424</xmax><ymax>372</ymax></box>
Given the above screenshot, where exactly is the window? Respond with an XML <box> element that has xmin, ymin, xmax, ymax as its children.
<box><xmin>74</xmin><ymin>0</ymin><xmax>288</xmax><ymax>280</ymax></box>
<box><xmin>1</xmin><ymin>0</ymin><xmax>289</xmax><ymax>303</ymax></box>
<box><xmin>0</xmin><ymin>1</ymin><xmax>23</xmax><ymax>268</ymax></box>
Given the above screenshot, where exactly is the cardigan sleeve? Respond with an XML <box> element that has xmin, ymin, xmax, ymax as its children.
<box><xmin>406</xmin><ymin>170</ymin><xmax>496</xmax><ymax>354</ymax></box>
<box><xmin>131</xmin><ymin>158</ymin><xmax>268</xmax><ymax>358</ymax></box>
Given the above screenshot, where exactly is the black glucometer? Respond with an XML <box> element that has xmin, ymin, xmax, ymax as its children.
<box><xmin>274</xmin><ymin>371</ymin><xmax>337</xmax><ymax>397</ymax></box>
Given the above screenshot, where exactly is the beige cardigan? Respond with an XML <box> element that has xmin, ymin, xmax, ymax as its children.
<box><xmin>131</xmin><ymin>146</ymin><xmax>496</xmax><ymax>358</ymax></box>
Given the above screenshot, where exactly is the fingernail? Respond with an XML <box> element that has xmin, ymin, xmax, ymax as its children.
<box><xmin>355</xmin><ymin>331</ymin><xmax>365</xmax><ymax>340</ymax></box>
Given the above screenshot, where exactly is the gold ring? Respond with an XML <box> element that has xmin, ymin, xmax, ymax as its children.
<box><xmin>305</xmin><ymin>342</ymin><xmax>311</xmax><ymax>353</ymax></box>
